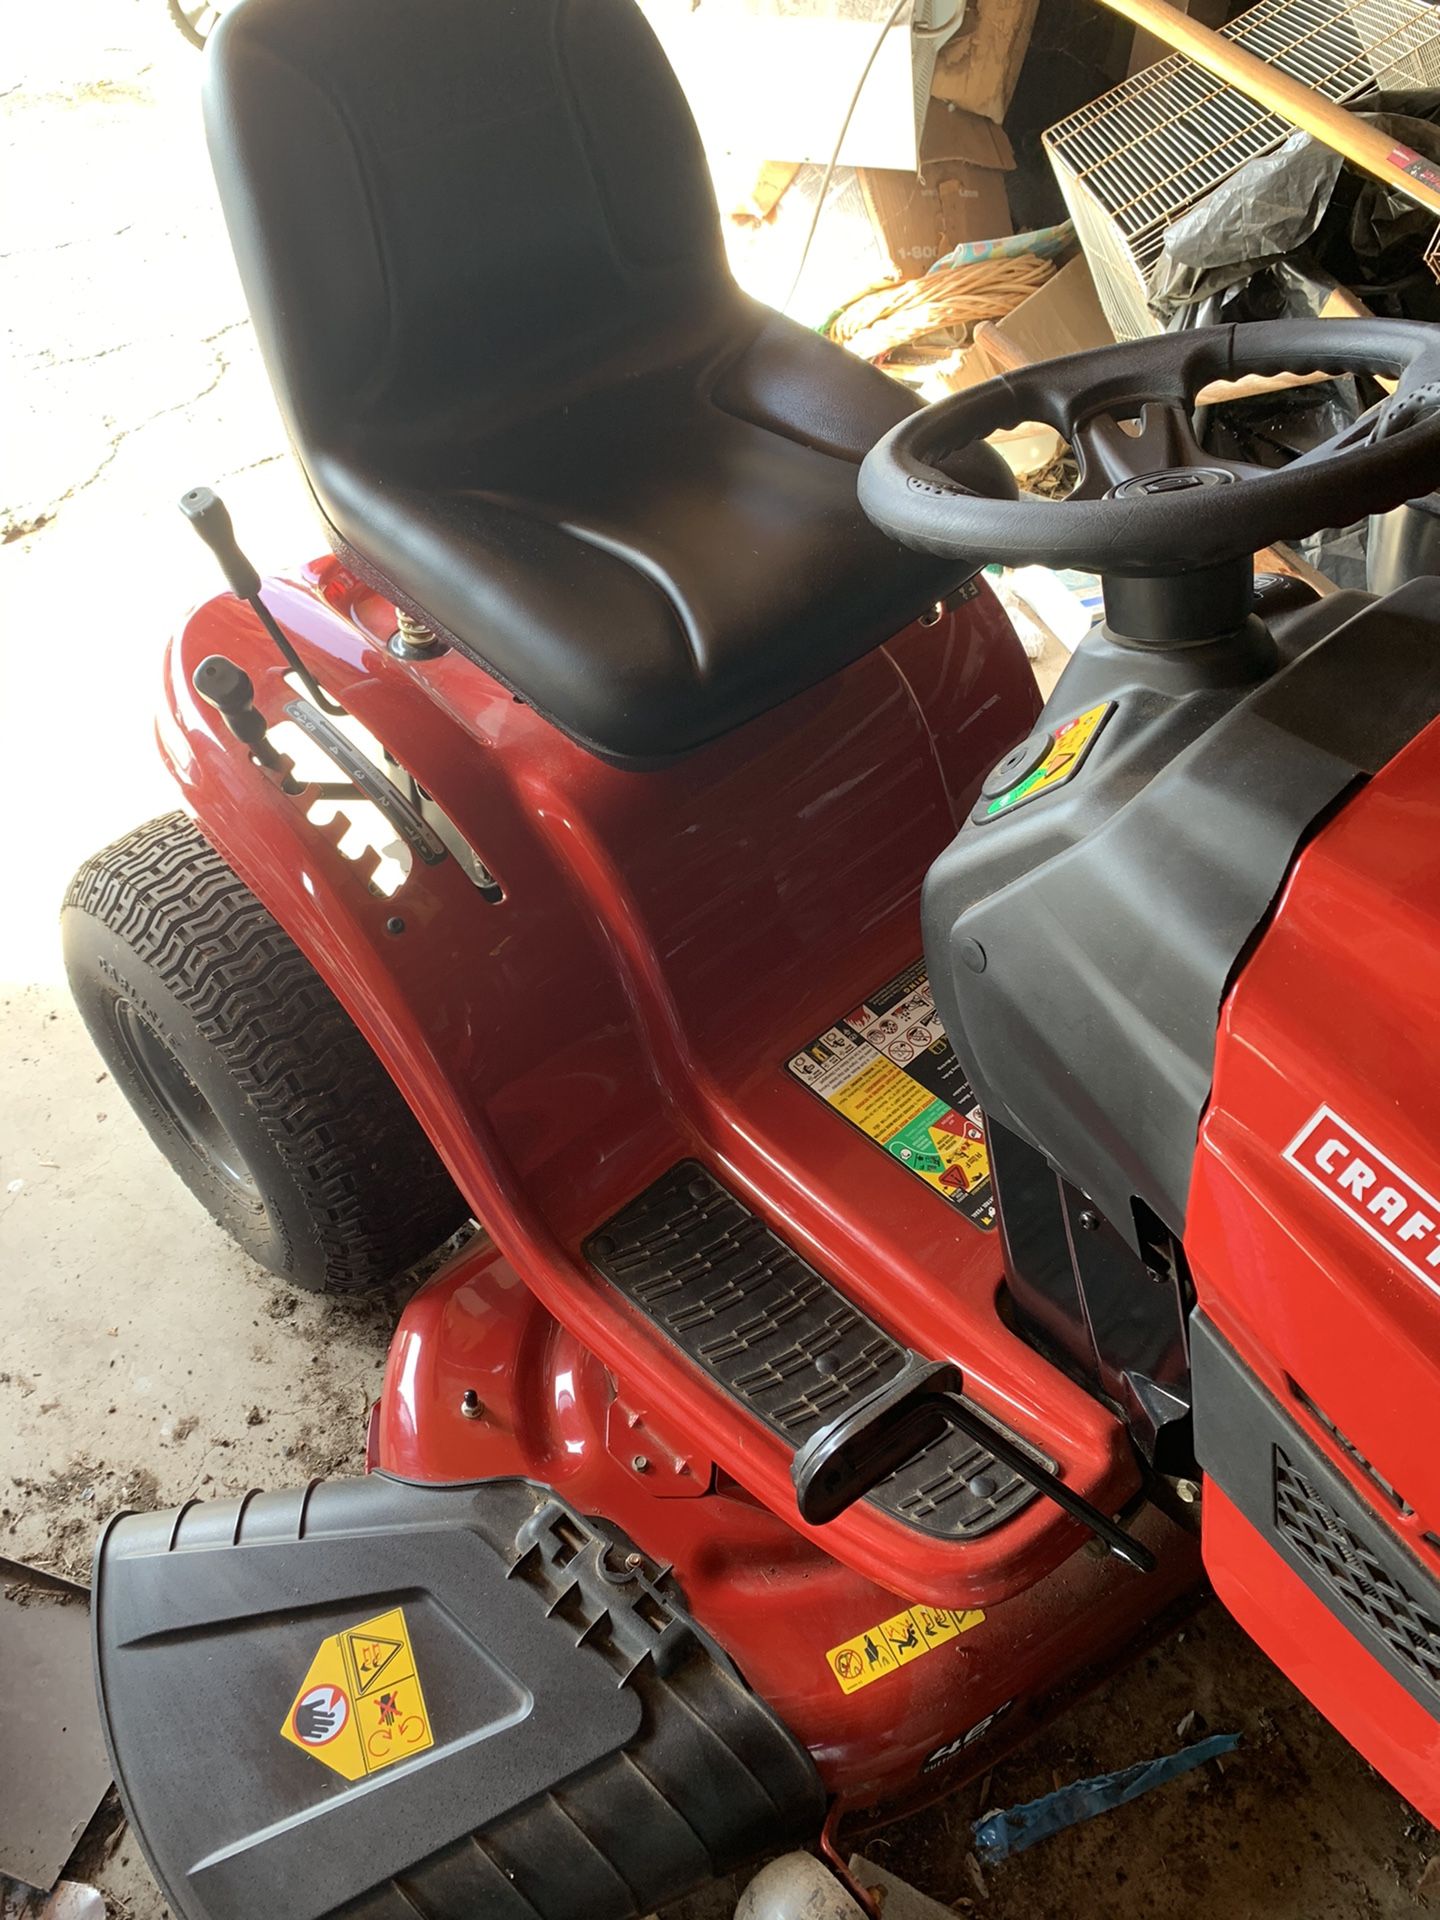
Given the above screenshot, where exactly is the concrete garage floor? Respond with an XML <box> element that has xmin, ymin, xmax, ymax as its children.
<box><xmin>1</xmin><ymin>6</ymin><xmax>1435</xmax><ymax>1915</ymax></box>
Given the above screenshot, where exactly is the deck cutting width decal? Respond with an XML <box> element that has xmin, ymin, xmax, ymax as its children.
<box><xmin>281</xmin><ymin>1605</ymin><xmax>433</xmax><ymax>1782</ymax></box>
<box><xmin>787</xmin><ymin>960</ymin><xmax>995</xmax><ymax>1229</ymax></box>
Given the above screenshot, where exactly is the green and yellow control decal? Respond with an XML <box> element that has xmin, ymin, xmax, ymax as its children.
<box><xmin>786</xmin><ymin>960</ymin><xmax>995</xmax><ymax>1230</ymax></box>
<box><xmin>984</xmin><ymin>700</ymin><xmax>1113</xmax><ymax>818</ymax></box>
<box><xmin>827</xmin><ymin>1602</ymin><xmax>985</xmax><ymax>1695</ymax></box>
<box><xmin>280</xmin><ymin>1605</ymin><xmax>433</xmax><ymax>1783</ymax></box>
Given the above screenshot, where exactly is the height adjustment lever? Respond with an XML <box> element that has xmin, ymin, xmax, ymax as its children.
<box><xmin>192</xmin><ymin>654</ymin><xmax>298</xmax><ymax>790</ymax></box>
<box><xmin>791</xmin><ymin>1349</ymin><xmax>1156</xmax><ymax>1572</ymax></box>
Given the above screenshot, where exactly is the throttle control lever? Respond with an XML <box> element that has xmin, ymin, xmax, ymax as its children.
<box><xmin>180</xmin><ymin>486</ymin><xmax>343</xmax><ymax>716</ymax></box>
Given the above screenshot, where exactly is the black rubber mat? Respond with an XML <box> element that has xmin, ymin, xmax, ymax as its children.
<box><xmin>585</xmin><ymin>1163</ymin><xmax>1042</xmax><ymax>1540</ymax></box>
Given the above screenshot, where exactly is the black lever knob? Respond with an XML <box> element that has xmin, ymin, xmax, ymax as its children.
<box><xmin>193</xmin><ymin>654</ymin><xmax>269</xmax><ymax>749</ymax></box>
<box><xmin>180</xmin><ymin>486</ymin><xmax>263</xmax><ymax>601</ymax></box>
<box><xmin>178</xmin><ymin>486</ymin><xmax>345</xmax><ymax>720</ymax></box>
<box><xmin>792</xmin><ymin>1346</ymin><xmax>1157</xmax><ymax>1572</ymax></box>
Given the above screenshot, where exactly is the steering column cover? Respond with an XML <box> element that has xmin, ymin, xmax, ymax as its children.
<box><xmin>922</xmin><ymin>581</ymin><xmax>1440</xmax><ymax>1249</ymax></box>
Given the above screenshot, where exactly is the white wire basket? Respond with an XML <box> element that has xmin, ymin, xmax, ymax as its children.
<box><xmin>1044</xmin><ymin>0</ymin><xmax>1440</xmax><ymax>337</ymax></box>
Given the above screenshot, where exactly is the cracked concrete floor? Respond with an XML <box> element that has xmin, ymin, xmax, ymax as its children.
<box><xmin>1</xmin><ymin>5</ymin><xmax>1436</xmax><ymax>1917</ymax></box>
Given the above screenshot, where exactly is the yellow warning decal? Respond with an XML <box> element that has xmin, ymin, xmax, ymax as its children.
<box><xmin>280</xmin><ymin>1605</ymin><xmax>434</xmax><ymax>1782</ymax></box>
<box><xmin>930</xmin><ymin>1119</ymin><xmax>988</xmax><ymax>1194</ymax></box>
<box><xmin>346</xmin><ymin>1625</ymin><xmax>405</xmax><ymax>1695</ymax></box>
<box><xmin>826</xmin><ymin>1603</ymin><xmax>985</xmax><ymax>1695</ymax></box>
<box><xmin>829</xmin><ymin>1053</ymin><xmax>935</xmax><ymax>1143</ymax></box>
<box><xmin>785</xmin><ymin>961</ymin><xmax>996</xmax><ymax>1232</ymax></box>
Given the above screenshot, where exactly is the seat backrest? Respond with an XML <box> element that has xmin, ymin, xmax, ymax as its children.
<box><xmin>204</xmin><ymin>0</ymin><xmax>728</xmax><ymax>444</ymax></box>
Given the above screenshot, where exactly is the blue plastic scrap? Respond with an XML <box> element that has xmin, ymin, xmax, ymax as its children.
<box><xmin>972</xmin><ymin>1731</ymin><xmax>1242</xmax><ymax>1863</ymax></box>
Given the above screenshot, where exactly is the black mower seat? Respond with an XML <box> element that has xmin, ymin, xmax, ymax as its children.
<box><xmin>205</xmin><ymin>0</ymin><xmax>996</xmax><ymax>762</ymax></box>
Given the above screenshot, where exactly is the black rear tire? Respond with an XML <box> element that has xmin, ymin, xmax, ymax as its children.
<box><xmin>62</xmin><ymin>813</ymin><xmax>469</xmax><ymax>1292</ymax></box>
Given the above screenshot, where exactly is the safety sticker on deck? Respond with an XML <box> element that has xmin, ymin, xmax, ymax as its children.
<box><xmin>280</xmin><ymin>1605</ymin><xmax>433</xmax><ymax>1782</ymax></box>
<box><xmin>827</xmin><ymin>1603</ymin><xmax>986</xmax><ymax>1695</ymax></box>
<box><xmin>786</xmin><ymin>960</ymin><xmax>995</xmax><ymax>1229</ymax></box>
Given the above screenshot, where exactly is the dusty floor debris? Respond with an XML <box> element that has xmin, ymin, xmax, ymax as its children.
<box><xmin>0</xmin><ymin>5</ymin><xmax>1433</xmax><ymax>1916</ymax></box>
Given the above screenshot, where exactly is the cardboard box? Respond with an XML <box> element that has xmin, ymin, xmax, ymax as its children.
<box><xmin>930</xmin><ymin>0</ymin><xmax>1042</xmax><ymax>124</ymax></box>
<box><xmin>859</xmin><ymin>103</ymin><xmax>1016</xmax><ymax>278</ymax></box>
<box><xmin>937</xmin><ymin>254</ymin><xmax>1113</xmax><ymax>391</ymax></box>
<box><xmin>726</xmin><ymin>160</ymin><xmax>801</xmax><ymax>226</ymax></box>
<box><xmin>944</xmin><ymin>253</ymin><xmax>1384</xmax><ymax>406</ymax></box>
<box><xmin>971</xmin><ymin>253</ymin><xmax>1115</xmax><ymax>372</ymax></box>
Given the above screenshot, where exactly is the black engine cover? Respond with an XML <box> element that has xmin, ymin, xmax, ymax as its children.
<box><xmin>923</xmin><ymin>580</ymin><xmax>1440</xmax><ymax>1249</ymax></box>
<box><xmin>93</xmin><ymin>1475</ymin><xmax>823</xmax><ymax>1920</ymax></box>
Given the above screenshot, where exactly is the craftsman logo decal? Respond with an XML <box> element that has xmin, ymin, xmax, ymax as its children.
<box><xmin>281</xmin><ymin>1606</ymin><xmax>433</xmax><ymax>1782</ymax></box>
<box><xmin>826</xmin><ymin>1603</ymin><xmax>985</xmax><ymax>1695</ymax></box>
<box><xmin>1284</xmin><ymin>1106</ymin><xmax>1440</xmax><ymax>1300</ymax></box>
<box><xmin>1387</xmin><ymin>144</ymin><xmax>1440</xmax><ymax>195</ymax></box>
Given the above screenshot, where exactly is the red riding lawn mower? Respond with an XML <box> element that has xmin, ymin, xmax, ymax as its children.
<box><xmin>61</xmin><ymin>1</ymin><xmax>1440</xmax><ymax>1914</ymax></box>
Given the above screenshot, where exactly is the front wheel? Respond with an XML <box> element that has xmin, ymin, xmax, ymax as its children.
<box><xmin>62</xmin><ymin>813</ymin><xmax>470</xmax><ymax>1292</ymax></box>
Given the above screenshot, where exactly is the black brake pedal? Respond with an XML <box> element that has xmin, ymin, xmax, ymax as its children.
<box><xmin>792</xmin><ymin>1349</ymin><xmax>1157</xmax><ymax>1572</ymax></box>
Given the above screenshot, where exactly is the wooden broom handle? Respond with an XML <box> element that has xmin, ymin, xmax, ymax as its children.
<box><xmin>1091</xmin><ymin>0</ymin><xmax>1440</xmax><ymax>218</ymax></box>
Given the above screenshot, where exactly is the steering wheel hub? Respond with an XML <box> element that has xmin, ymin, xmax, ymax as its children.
<box><xmin>1110</xmin><ymin>466</ymin><xmax>1235</xmax><ymax>498</ymax></box>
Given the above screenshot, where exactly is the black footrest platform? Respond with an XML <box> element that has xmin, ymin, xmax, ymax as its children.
<box><xmin>585</xmin><ymin>1163</ymin><xmax>1042</xmax><ymax>1540</ymax></box>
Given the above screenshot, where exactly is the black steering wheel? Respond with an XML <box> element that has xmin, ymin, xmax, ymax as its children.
<box><xmin>858</xmin><ymin>319</ymin><xmax>1440</xmax><ymax>583</ymax></box>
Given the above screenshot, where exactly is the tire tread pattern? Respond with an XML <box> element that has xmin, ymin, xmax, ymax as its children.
<box><xmin>64</xmin><ymin>813</ymin><xmax>467</xmax><ymax>1291</ymax></box>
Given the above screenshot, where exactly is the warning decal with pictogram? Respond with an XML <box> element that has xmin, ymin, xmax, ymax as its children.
<box><xmin>825</xmin><ymin>1601</ymin><xmax>986</xmax><ymax>1695</ymax></box>
<box><xmin>785</xmin><ymin>961</ymin><xmax>995</xmax><ymax>1230</ymax></box>
<box><xmin>344</xmin><ymin>1627</ymin><xmax>404</xmax><ymax>1696</ymax></box>
<box><xmin>280</xmin><ymin>1606</ymin><xmax>434</xmax><ymax>1782</ymax></box>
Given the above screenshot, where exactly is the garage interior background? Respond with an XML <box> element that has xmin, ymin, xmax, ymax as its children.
<box><xmin>1</xmin><ymin>1</ymin><xmax>1437</xmax><ymax>1915</ymax></box>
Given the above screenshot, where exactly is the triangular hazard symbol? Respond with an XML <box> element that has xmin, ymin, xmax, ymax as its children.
<box><xmin>344</xmin><ymin>1631</ymin><xmax>404</xmax><ymax>1696</ymax></box>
